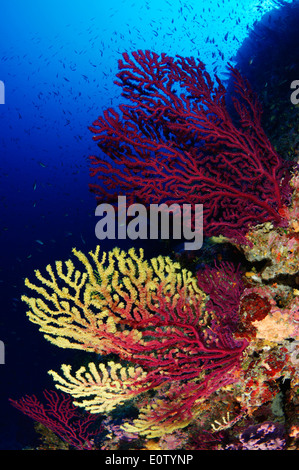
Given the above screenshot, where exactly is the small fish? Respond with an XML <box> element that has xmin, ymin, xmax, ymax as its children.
<box><xmin>38</xmin><ymin>162</ymin><xmax>46</xmax><ymax>167</ymax></box>
<box><xmin>35</xmin><ymin>239</ymin><xmax>44</xmax><ymax>245</ymax></box>
<box><xmin>33</xmin><ymin>181</ymin><xmax>37</xmax><ymax>191</ymax></box>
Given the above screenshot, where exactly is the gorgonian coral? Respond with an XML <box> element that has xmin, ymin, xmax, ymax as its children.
<box><xmin>89</xmin><ymin>50</ymin><xmax>291</xmax><ymax>239</ymax></box>
<box><xmin>10</xmin><ymin>390</ymin><xmax>98</xmax><ymax>450</ymax></box>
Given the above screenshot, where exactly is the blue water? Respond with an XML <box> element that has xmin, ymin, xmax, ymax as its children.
<box><xmin>0</xmin><ymin>0</ymin><xmax>293</xmax><ymax>450</ymax></box>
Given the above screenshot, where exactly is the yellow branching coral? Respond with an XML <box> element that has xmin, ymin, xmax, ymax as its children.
<box><xmin>49</xmin><ymin>361</ymin><xmax>149</xmax><ymax>414</ymax></box>
<box><xmin>22</xmin><ymin>246</ymin><xmax>202</xmax><ymax>355</ymax></box>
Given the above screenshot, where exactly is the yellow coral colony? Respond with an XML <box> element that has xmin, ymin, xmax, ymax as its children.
<box><xmin>22</xmin><ymin>246</ymin><xmax>206</xmax><ymax>430</ymax></box>
<box><xmin>22</xmin><ymin>246</ymin><xmax>203</xmax><ymax>353</ymax></box>
<box><xmin>49</xmin><ymin>361</ymin><xmax>149</xmax><ymax>414</ymax></box>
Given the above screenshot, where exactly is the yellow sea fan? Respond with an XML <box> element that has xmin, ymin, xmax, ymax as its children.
<box><xmin>48</xmin><ymin>361</ymin><xmax>149</xmax><ymax>414</ymax></box>
<box><xmin>22</xmin><ymin>245</ymin><xmax>204</xmax><ymax>356</ymax></box>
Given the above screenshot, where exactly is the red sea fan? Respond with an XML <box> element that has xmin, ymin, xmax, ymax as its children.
<box><xmin>9</xmin><ymin>390</ymin><xmax>98</xmax><ymax>450</ymax></box>
<box><xmin>89</xmin><ymin>50</ymin><xmax>291</xmax><ymax>239</ymax></box>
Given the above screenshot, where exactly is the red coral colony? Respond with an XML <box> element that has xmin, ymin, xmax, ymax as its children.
<box><xmin>11</xmin><ymin>50</ymin><xmax>298</xmax><ymax>451</ymax></box>
<box><xmin>89</xmin><ymin>50</ymin><xmax>291</xmax><ymax>239</ymax></box>
<box><xmin>9</xmin><ymin>391</ymin><xmax>98</xmax><ymax>450</ymax></box>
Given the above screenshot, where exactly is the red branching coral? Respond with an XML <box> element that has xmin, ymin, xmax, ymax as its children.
<box><xmin>9</xmin><ymin>390</ymin><xmax>98</xmax><ymax>450</ymax></box>
<box><xmin>197</xmin><ymin>261</ymin><xmax>244</xmax><ymax>333</ymax></box>
<box><xmin>113</xmin><ymin>282</ymin><xmax>247</xmax><ymax>387</ymax></box>
<box><xmin>89</xmin><ymin>50</ymin><xmax>290</xmax><ymax>238</ymax></box>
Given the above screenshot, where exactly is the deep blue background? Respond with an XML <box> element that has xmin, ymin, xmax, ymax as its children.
<box><xmin>0</xmin><ymin>0</ymin><xmax>288</xmax><ymax>450</ymax></box>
